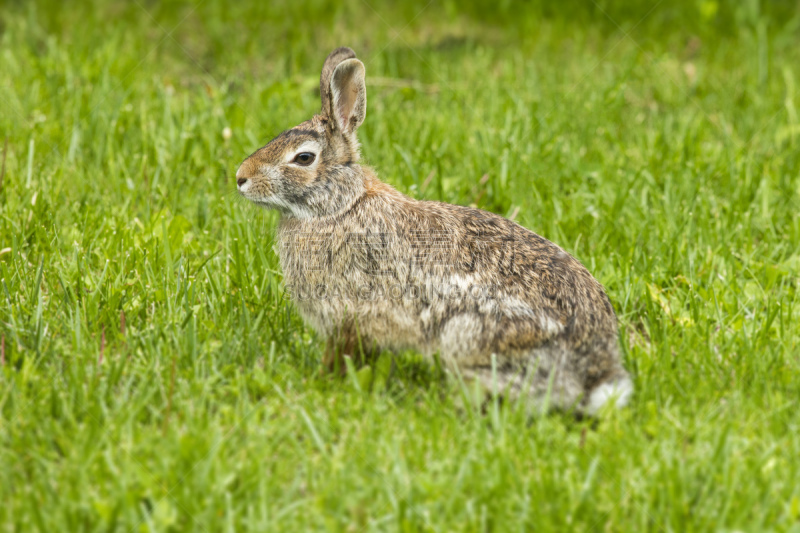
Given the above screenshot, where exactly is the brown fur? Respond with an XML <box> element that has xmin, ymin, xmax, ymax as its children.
<box><xmin>236</xmin><ymin>47</ymin><xmax>633</xmax><ymax>414</ymax></box>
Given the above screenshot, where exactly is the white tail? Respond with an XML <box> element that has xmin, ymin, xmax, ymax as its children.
<box><xmin>585</xmin><ymin>377</ymin><xmax>633</xmax><ymax>415</ymax></box>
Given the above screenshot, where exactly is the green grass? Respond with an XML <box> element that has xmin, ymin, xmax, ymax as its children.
<box><xmin>2</xmin><ymin>0</ymin><xmax>800</xmax><ymax>531</ymax></box>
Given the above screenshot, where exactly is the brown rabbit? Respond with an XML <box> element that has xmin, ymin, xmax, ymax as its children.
<box><xmin>236</xmin><ymin>47</ymin><xmax>632</xmax><ymax>414</ymax></box>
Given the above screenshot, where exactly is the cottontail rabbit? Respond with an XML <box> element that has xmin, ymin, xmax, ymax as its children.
<box><xmin>236</xmin><ymin>47</ymin><xmax>632</xmax><ymax>414</ymax></box>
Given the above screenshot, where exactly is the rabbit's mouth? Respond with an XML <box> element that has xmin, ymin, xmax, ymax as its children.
<box><xmin>237</xmin><ymin>180</ymin><xmax>274</xmax><ymax>208</ymax></box>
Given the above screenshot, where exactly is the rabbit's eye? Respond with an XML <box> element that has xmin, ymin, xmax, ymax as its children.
<box><xmin>293</xmin><ymin>152</ymin><xmax>316</xmax><ymax>166</ymax></box>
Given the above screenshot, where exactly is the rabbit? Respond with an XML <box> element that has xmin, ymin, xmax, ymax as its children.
<box><xmin>235</xmin><ymin>47</ymin><xmax>633</xmax><ymax>415</ymax></box>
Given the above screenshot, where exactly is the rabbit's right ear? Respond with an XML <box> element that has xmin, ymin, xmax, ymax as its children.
<box><xmin>320</xmin><ymin>47</ymin><xmax>357</xmax><ymax>117</ymax></box>
<box><xmin>328</xmin><ymin>58</ymin><xmax>367</xmax><ymax>135</ymax></box>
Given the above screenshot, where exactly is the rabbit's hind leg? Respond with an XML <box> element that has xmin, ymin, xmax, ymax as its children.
<box><xmin>439</xmin><ymin>314</ymin><xmax>582</xmax><ymax>413</ymax></box>
<box><xmin>460</xmin><ymin>360</ymin><xmax>584</xmax><ymax>414</ymax></box>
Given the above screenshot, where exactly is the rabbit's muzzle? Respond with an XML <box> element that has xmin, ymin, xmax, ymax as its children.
<box><xmin>235</xmin><ymin>161</ymin><xmax>272</xmax><ymax>200</ymax></box>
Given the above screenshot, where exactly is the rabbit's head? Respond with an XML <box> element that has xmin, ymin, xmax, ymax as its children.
<box><xmin>236</xmin><ymin>47</ymin><xmax>368</xmax><ymax>218</ymax></box>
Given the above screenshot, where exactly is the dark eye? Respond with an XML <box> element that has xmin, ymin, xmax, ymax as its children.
<box><xmin>293</xmin><ymin>152</ymin><xmax>316</xmax><ymax>166</ymax></box>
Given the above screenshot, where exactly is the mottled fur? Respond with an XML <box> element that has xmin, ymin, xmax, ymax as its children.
<box><xmin>236</xmin><ymin>47</ymin><xmax>632</xmax><ymax>414</ymax></box>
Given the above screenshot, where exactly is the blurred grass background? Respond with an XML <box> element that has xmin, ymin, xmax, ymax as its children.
<box><xmin>2</xmin><ymin>0</ymin><xmax>800</xmax><ymax>531</ymax></box>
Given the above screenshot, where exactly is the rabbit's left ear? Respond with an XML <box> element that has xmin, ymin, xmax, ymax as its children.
<box><xmin>329</xmin><ymin>58</ymin><xmax>367</xmax><ymax>134</ymax></box>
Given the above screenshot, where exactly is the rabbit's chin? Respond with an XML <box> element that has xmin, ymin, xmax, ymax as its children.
<box><xmin>250</xmin><ymin>197</ymin><xmax>283</xmax><ymax>211</ymax></box>
<box><xmin>249</xmin><ymin>196</ymin><xmax>314</xmax><ymax>219</ymax></box>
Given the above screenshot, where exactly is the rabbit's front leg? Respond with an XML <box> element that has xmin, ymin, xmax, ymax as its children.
<box><xmin>322</xmin><ymin>324</ymin><xmax>379</xmax><ymax>375</ymax></box>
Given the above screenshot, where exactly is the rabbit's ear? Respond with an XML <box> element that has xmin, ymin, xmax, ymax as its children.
<box><xmin>320</xmin><ymin>47</ymin><xmax>357</xmax><ymax>117</ymax></box>
<box><xmin>329</xmin><ymin>58</ymin><xmax>367</xmax><ymax>135</ymax></box>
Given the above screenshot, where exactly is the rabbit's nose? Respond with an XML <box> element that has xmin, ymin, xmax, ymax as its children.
<box><xmin>236</xmin><ymin>163</ymin><xmax>252</xmax><ymax>188</ymax></box>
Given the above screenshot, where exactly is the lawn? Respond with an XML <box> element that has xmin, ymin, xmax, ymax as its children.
<box><xmin>2</xmin><ymin>0</ymin><xmax>800</xmax><ymax>531</ymax></box>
